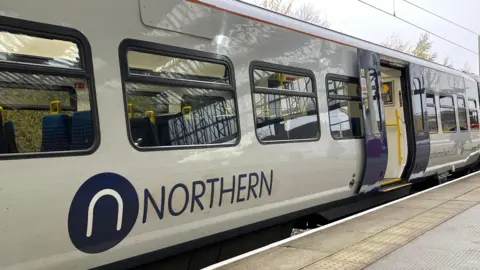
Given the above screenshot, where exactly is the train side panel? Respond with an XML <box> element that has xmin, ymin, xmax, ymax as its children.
<box><xmin>0</xmin><ymin>0</ymin><xmax>364</xmax><ymax>269</ymax></box>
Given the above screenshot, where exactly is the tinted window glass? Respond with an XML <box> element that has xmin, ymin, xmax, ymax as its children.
<box><xmin>469</xmin><ymin>99</ymin><xmax>479</xmax><ymax>131</ymax></box>
<box><xmin>0</xmin><ymin>28</ymin><xmax>96</xmax><ymax>156</ymax></box>
<box><xmin>368</xmin><ymin>69</ymin><xmax>382</xmax><ymax>135</ymax></box>
<box><xmin>127</xmin><ymin>51</ymin><xmax>229</xmax><ymax>84</ymax></box>
<box><xmin>458</xmin><ymin>97</ymin><xmax>468</xmax><ymax>131</ymax></box>
<box><xmin>327</xmin><ymin>78</ymin><xmax>363</xmax><ymax>139</ymax></box>
<box><xmin>413</xmin><ymin>78</ymin><xmax>424</xmax><ymax>133</ymax></box>
<box><xmin>426</xmin><ymin>93</ymin><xmax>437</xmax><ymax>134</ymax></box>
<box><xmin>251</xmin><ymin>65</ymin><xmax>319</xmax><ymax>142</ymax></box>
<box><xmin>123</xmin><ymin>45</ymin><xmax>239</xmax><ymax>148</ymax></box>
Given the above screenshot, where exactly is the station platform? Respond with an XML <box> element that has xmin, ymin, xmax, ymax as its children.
<box><xmin>204</xmin><ymin>172</ymin><xmax>480</xmax><ymax>270</ymax></box>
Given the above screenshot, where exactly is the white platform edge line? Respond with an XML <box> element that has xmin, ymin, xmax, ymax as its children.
<box><xmin>202</xmin><ymin>171</ymin><xmax>480</xmax><ymax>270</ymax></box>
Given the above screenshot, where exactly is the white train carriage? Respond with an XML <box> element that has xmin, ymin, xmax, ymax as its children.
<box><xmin>0</xmin><ymin>0</ymin><xmax>479</xmax><ymax>269</ymax></box>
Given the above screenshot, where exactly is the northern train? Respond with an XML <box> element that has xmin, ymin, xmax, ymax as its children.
<box><xmin>0</xmin><ymin>0</ymin><xmax>479</xmax><ymax>269</ymax></box>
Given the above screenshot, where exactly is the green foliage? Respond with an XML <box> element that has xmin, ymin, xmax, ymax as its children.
<box><xmin>4</xmin><ymin>110</ymin><xmax>48</xmax><ymax>153</ymax></box>
<box><xmin>411</xmin><ymin>33</ymin><xmax>437</xmax><ymax>62</ymax></box>
<box><xmin>3</xmin><ymin>110</ymin><xmax>72</xmax><ymax>153</ymax></box>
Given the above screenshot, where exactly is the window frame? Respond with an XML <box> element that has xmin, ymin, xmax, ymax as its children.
<box><xmin>325</xmin><ymin>73</ymin><xmax>364</xmax><ymax>140</ymax></box>
<box><xmin>249</xmin><ymin>60</ymin><xmax>320</xmax><ymax>144</ymax></box>
<box><xmin>118</xmin><ymin>38</ymin><xmax>240</xmax><ymax>151</ymax></box>
<box><xmin>439</xmin><ymin>94</ymin><xmax>457</xmax><ymax>133</ymax></box>
<box><xmin>0</xmin><ymin>15</ymin><xmax>100</xmax><ymax>160</ymax></box>
<box><xmin>468</xmin><ymin>98</ymin><xmax>479</xmax><ymax>132</ymax></box>
<box><xmin>426</xmin><ymin>91</ymin><xmax>438</xmax><ymax>134</ymax></box>
<box><xmin>457</xmin><ymin>95</ymin><xmax>468</xmax><ymax>132</ymax></box>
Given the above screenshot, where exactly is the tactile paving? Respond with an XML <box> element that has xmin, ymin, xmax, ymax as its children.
<box><xmin>366</xmin><ymin>203</ymin><xmax>480</xmax><ymax>270</ymax></box>
<box><xmin>302</xmin><ymin>258</ymin><xmax>365</xmax><ymax>270</ymax></box>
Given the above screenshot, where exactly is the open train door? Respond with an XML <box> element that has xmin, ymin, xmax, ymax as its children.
<box><xmin>404</xmin><ymin>63</ymin><xmax>430</xmax><ymax>181</ymax></box>
<box><xmin>357</xmin><ymin>49</ymin><xmax>388</xmax><ymax>193</ymax></box>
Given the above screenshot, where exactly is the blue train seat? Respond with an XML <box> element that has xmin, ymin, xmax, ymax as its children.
<box><xmin>71</xmin><ymin>111</ymin><xmax>94</xmax><ymax>150</ymax></box>
<box><xmin>130</xmin><ymin>117</ymin><xmax>159</xmax><ymax>147</ymax></box>
<box><xmin>0</xmin><ymin>121</ymin><xmax>18</xmax><ymax>154</ymax></box>
<box><xmin>4</xmin><ymin>121</ymin><xmax>18</xmax><ymax>153</ymax></box>
<box><xmin>40</xmin><ymin>114</ymin><xmax>71</xmax><ymax>152</ymax></box>
<box><xmin>156</xmin><ymin>114</ymin><xmax>177</xmax><ymax>146</ymax></box>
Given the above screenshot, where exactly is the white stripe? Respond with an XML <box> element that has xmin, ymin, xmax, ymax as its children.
<box><xmin>202</xmin><ymin>170</ymin><xmax>480</xmax><ymax>270</ymax></box>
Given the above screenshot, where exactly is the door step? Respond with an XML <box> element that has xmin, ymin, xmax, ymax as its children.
<box><xmin>379</xmin><ymin>178</ymin><xmax>411</xmax><ymax>192</ymax></box>
<box><xmin>380</xmin><ymin>178</ymin><xmax>402</xmax><ymax>187</ymax></box>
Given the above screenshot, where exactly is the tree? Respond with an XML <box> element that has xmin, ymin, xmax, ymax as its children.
<box><xmin>382</xmin><ymin>32</ymin><xmax>444</xmax><ymax>64</ymax></box>
<box><xmin>443</xmin><ymin>57</ymin><xmax>453</xmax><ymax>68</ymax></box>
<box><xmin>411</xmin><ymin>33</ymin><xmax>437</xmax><ymax>62</ymax></box>
<box><xmin>253</xmin><ymin>0</ymin><xmax>329</xmax><ymax>27</ymax></box>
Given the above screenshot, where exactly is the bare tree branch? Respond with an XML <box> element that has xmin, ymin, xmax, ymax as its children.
<box><xmin>253</xmin><ymin>0</ymin><xmax>329</xmax><ymax>27</ymax></box>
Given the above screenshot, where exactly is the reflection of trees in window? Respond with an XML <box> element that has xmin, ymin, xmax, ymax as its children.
<box><xmin>439</xmin><ymin>95</ymin><xmax>456</xmax><ymax>133</ymax></box>
<box><xmin>251</xmin><ymin>65</ymin><xmax>319</xmax><ymax>142</ymax></box>
<box><xmin>327</xmin><ymin>78</ymin><xmax>363</xmax><ymax>139</ymax></box>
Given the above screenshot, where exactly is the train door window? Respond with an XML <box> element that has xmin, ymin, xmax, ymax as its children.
<box><xmin>119</xmin><ymin>40</ymin><xmax>239</xmax><ymax>149</ymax></box>
<box><xmin>250</xmin><ymin>61</ymin><xmax>320</xmax><ymax>143</ymax></box>
<box><xmin>426</xmin><ymin>92</ymin><xmax>438</xmax><ymax>134</ymax></box>
<box><xmin>457</xmin><ymin>96</ymin><xmax>468</xmax><ymax>131</ymax></box>
<box><xmin>413</xmin><ymin>78</ymin><xmax>425</xmax><ymax>133</ymax></box>
<box><xmin>469</xmin><ymin>99</ymin><xmax>479</xmax><ymax>131</ymax></box>
<box><xmin>439</xmin><ymin>95</ymin><xmax>457</xmax><ymax>133</ymax></box>
<box><xmin>326</xmin><ymin>75</ymin><xmax>363</xmax><ymax>139</ymax></box>
<box><xmin>368</xmin><ymin>69</ymin><xmax>383</xmax><ymax>136</ymax></box>
<box><xmin>0</xmin><ymin>18</ymin><xmax>98</xmax><ymax>158</ymax></box>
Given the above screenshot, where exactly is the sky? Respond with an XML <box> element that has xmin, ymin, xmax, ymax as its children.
<box><xmin>240</xmin><ymin>0</ymin><xmax>480</xmax><ymax>75</ymax></box>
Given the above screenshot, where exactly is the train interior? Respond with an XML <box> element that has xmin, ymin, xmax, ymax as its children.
<box><xmin>0</xmin><ymin>34</ymin><xmax>94</xmax><ymax>154</ymax></box>
<box><xmin>380</xmin><ymin>65</ymin><xmax>409</xmax><ymax>184</ymax></box>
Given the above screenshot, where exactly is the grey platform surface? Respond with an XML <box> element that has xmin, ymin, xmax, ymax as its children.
<box><xmin>215</xmin><ymin>174</ymin><xmax>480</xmax><ymax>270</ymax></box>
<box><xmin>366</xmin><ymin>203</ymin><xmax>480</xmax><ymax>270</ymax></box>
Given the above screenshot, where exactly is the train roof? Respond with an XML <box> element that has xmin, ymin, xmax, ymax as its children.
<box><xmin>206</xmin><ymin>0</ymin><xmax>478</xmax><ymax>83</ymax></box>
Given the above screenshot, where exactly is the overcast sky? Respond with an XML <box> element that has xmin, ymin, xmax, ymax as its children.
<box><xmin>241</xmin><ymin>0</ymin><xmax>480</xmax><ymax>75</ymax></box>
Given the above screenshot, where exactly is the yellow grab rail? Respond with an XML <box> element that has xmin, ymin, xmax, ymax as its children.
<box><xmin>386</xmin><ymin>109</ymin><xmax>402</xmax><ymax>165</ymax></box>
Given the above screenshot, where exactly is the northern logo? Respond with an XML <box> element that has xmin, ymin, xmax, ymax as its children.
<box><xmin>68</xmin><ymin>172</ymin><xmax>139</xmax><ymax>254</ymax></box>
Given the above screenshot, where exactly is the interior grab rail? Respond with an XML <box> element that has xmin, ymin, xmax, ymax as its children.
<box><xmin>386</xmin><ymin>109</ymin><xmax>402</xmax><ymax>165</ymax></box>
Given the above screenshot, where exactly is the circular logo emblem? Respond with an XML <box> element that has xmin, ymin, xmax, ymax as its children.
<box><xmin>68</xmin><ymin>173</ymin><xmax>139</xmax><ymax>254</ymax></box>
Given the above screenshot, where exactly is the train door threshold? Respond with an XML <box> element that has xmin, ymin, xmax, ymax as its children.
<box><xmin>203</xmin><ymin>171</ymin><xmax>480</xmax><ymax>270</ymax></box>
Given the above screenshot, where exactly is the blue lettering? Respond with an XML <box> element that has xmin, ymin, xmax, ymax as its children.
<box><xmin>259</xmin><ymin>170</ymin><xmax>273</xmax><ymax>197</ymax></box>
<box><xmin>191</xmin><ymin>180</ymin><xmax>206</xmax><ymax>212</ymax></box>
<box><xmin>219</xmin><ymin>176</ymin><xmax>235</xmax><ymax>207</ymax></box>
<box><xmin>237</xmin><ymin>174</ymin><xmax>247</xmax><ymax>203</ymax></box>
<box><xmin>206</xmin><ymin>178</ymin><xmax>219</xmax><ymax>209</ymax></box>
<box><xmin>143</xmin><ymin>187</ymin><xmax>165</xmax><ymax>223</ymax></box>
<box><xmin>247</xmin><ymin>173</ymin><xmax>259</xmax><ymax>200</ymax></box>
<box><xmin>168</xmin><ymin>184</ymin><xmax>189</xmax><ymax>216</ymax></box>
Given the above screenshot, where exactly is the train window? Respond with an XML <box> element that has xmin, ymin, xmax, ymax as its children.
<box><xmin>457</xmin><ymin>97</ymin><xmax>468</xmax><ymax>131</ymax></box>
<box><xmin>0</xmin><ymin>20</ymin><xmax>97</xmax><ymax>158</ymax></box>
<box><xmin>439</xmin><ymin>95</ymin><xmax>457</xmax><ymax>133</ymax></box>
<box><xmin>368</xmin><ymin>69</ymin><xmax>383</xmax><ymax>136</ymax></box>
<box><xmin>250</xmin><ymin>61</ymin><xmax>320</xmax><ymax>143</ymax></box>
<box><xmin>120</xmin><ymin>40</ymin><xmax>239</xmax><ymax>149</ymax></box>
<box><xmin>426</xmin><ymin>92</ymin><xmax>438</xmax><ymax>134</ymax></box>
<box><xmin>469</xmin><ymin>99</ymin><xmax>479</xmax><ymax>131</ymax></box>
<box><xmin>327</xmin><ymin>76</ymin><xmax>364</xmax><ymax>139</ymax></box>
<box><xmin>413</xmin><ymin>78</ymin><xmax>425</xmax><ymax>133</ymax></box>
